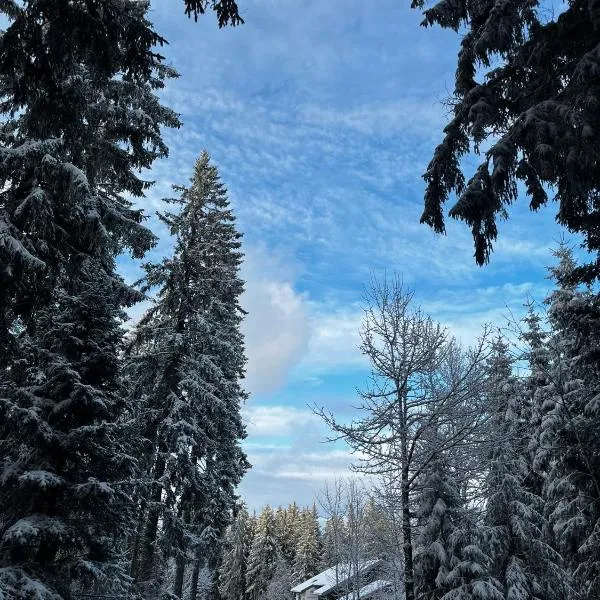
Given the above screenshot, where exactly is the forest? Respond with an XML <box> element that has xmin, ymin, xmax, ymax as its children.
<box><xmin>0</xmin><ymin>1</ymin><xmax>599</xmax><ymax>600</ymax></box>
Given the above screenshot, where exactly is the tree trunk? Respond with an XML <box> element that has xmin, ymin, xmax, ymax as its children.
<box><xmin>401</xmin><ymin>466</ymin><xmax>414</xmax><ymax>600</ymax></box>
<box><xmin>129</xmin><ymin>496</ymin><xmax>147</xmax><ymax>578</ymax></box>
<box><xmin>137</xmin><ymin>451</ymin><xmax>166</xmax><ymax>583</ymax></box>
<box><xmin>189</xmin><ymin>556</ymin><xmax>202</xmax><ymax>600</ymax></box>
<box><xmin>174</xmin><ymin>555</ymin><xmax>186</xmax><ymax>598</ymax></box>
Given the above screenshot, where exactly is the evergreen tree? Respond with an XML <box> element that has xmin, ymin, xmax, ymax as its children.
<box><xmin>126</xmin><ymin>151</ymin><xmax>249</xmax><ymax>592</ymax></box>
<box><xmin>321</xmin><ymin>516</ymin><xmax>347</xmax><ymax>568</ymax></box>
<box><xmin>275</xmin><ymin>504</ymin><xmax>299</xmax><ymax>566</ymax></box>
<box><xmin>181</xmin><ymin>0</ymin><xmax>244</xmax><ymax>24</ymax></box>
<box><xmin>483</xmin><ymin>337</ymin><xmax>571</xmax><ymax>600</ymax></box>
<box><xmin>219</xmin><ymin>508</ymin><xmax>251</xmax><ymax>600</ymax></box>
<box><xmin>0</xmin><ymin>1</ymin><xmax>178</xmax><ymax>597</ymax></box>
<box><xmin>414</xmin><ymin>442</ymin><xmax>468</xmax><ymax>600</ymax></box>
<box><xmin>292</xmin><ymin>506</ymin><xmax>321</xmax><ymax>583</ymax></box>
<box><xmin>246</xmin><ymin>506</ymin><xmax>278</xmax><ymax>600</ymax></box>
<box><xmin>439</xmin><ymin>522</ymin><xmax>503</xmax><ymax>600</ymax></box>
<box><xmin>266</xmin><ymin>557</ymin><xmax>294</xmax><ymax>600</ymax></box>
<box><xmin>520</xmin><ymin>305</ymin><xmax>552</xmax><ymax>496</ymax></box>
<box><xmin>363</xmin><ymin>498</ymin><xmax>389</xmax><ymax>560</ymax></box>
<box><xmin>542</xmin><ymin>247</ymin><xmax>600</xmax><ymax>600</ymax></box>
<box><xmin>414</xmin><ymin>0</ymin><xmax>600</xmax><ymax>283</ymax></box>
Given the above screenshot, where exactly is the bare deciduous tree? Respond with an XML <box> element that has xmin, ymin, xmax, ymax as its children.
<box><xmin>316</xmin><ymin>274</ymin><xmax>490</xmax><ymax>600</ymax></box>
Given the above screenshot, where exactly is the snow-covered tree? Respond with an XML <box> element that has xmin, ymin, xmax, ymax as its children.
<box><xmin>542</xmin><ymin>247</ymin><xmax>600</xmax><ymax>599</ymax></box>
<box><xmin>126</xmin><ymin>151</ymin><xmax>249</xmax><ymax>594</ymax></box>
<box><xmin>266</xmin><ymin>557</ymin><xmax>294</xmax><ymax>600</ymax></box>
<box><xmin>0</xmin><ymin>1</ymin><xmax>179</xmax><ymax>597</ymax></box>
<box><xmin>519</xmin><ymin>304</ymin><xmax>552</xmax><ymax>497</ymax></box>
<box><xmin>321</xmin><ymin>515</ymin><xmax>347</xmax><ymax>568</ymax></box>
<box><xmin>292</xmin><ymin>506</ymin><xmax>321</xmax><ymax>583</ymax></box>
<box><xmin>275</xmin><ymin>504</ymin><xmax>301</xmax><ymax>566</ymax></box>
<box><xmin>318</xmin><ymin>275</ymin><xmax>491</xmax><ymax>600</ymax></box>
<box><xmin>219</xmin><ymin>508</ymin><xmax>251</xmax><ymax>600</ymax></box>
<box><xmin>414</xmin><ymin>436</ymin><xmax>468</xmax><ymax>600</ymax></box>
<box><xmin>414</xmin><ymin>0</ymin><xmax>600</xmax><ymax>283</ymax></box>
<box><xmin>483</xmin><ymin>336</ymin><xmax>571</xmax><ymax>600</ymax></box>
<box><xmin>439</xmin><ymin>522</ymin><xmax>503</xmax><ymax>600</ymax></box>
<box><xmin>246</xmin><ymin>506</ymin><xmax>278</xmax><ymax>600</ymax></box>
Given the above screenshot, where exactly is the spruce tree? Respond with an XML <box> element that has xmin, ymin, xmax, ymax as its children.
<box><xmin>0</xmin><ymin>1</ymin><xmax>178</xmax><ymax>597</ymax></box>
<box><xmin>126</xmin><ymin>151</ymin><xmax>249</xmax><ymax>592</ymax></box>
<box><xmin>246</xmin><ymin>506</ymin><xmax>278</xmax><ymax>600</ymax></box>
<box><xmin>292</xmin><ymin>506</ymin><xmax>321</xmax><ymax>583</ymax></box>
<box><xmin>414</xmin><ymin>446</ymin><xmax>469</xmax><ymax>600</ymax></box>
<box><xmin>483</xmin><ymin>337</ymin><xmax>571</xmax><ymax>600</ymax></box>
<box><xmin>275</xmin><ymin>505</ymin><xmax>299</xmax><ymax>566</ymax></box>
<box><xmin>542</xmin><ymin>247</ymin><xmax>600</xmax><ymax>600</ymax></box>
<box><xmin>413</xmin><ymin>0</ymin><xmax>600</xmax><ymax>282</ymax></box>
<box><xmin>181</xmin><ymin>0</ymin><xmax>244</xmax><ymax>24</ymax></box>
<box><xmin>321</xmin><ymin>516</ymin><xmax>347</xmax><ymax>569</ymax></box>
<box><xmin>440</xmin><ymin>522</ymin><xmax>503</xmax><ymax>600</ymax></box>
<box><xmin>519</xmin><ymin>305</ymin><xmax>552</xmax><ymax>497</ymax></box>
<box><xmin>219</xmin><ymin>508</ymin><xmax>251</xmax><ymax>600</ymax></box>
<box><xmin>266</xmin><ymin>557</ymin><xmax>294</xmax><ymax>600</ymax></box>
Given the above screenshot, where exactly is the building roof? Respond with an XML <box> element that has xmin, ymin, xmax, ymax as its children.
<box><xmin>338</xmin><ymin>579</ymin><xmax>393</xmax><ymax>600</ymax></box>
<box><xmin>290</xmin><ymin>560</ymin><xmax>382</xmax><ymax>595</ymax></box>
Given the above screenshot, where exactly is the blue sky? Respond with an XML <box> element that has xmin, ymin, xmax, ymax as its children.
<box><xmin>126</xmin><ymin>0</ymin><xmax>574</xmax><ymax>512</ymax></box>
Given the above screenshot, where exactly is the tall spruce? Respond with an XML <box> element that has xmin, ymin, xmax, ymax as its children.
<box><xmin>543</xmin><ymin>247</ymin><xmax>600</xmax><ymax>600</ymax></box>
<box><xmin>126</xmin><ymin>151</ymin><xmax>249</xmax><ymax>594</ymax></box>
<box><xmin>413</xmin><ymin>0</ymin><xmax>600</xmax><ymax>282</ymax></box>
<box><xmin>0</xmin><ymin>1</ymin><xmax>179</xmax><ymax>597</ymax></box>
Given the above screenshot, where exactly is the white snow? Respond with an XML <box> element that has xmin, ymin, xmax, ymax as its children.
<box><xmin>338</xmin><ymin>579</ymin><xmax>392</xmax><ymax>600</ymax></box>
<box><xmin>290</xmin><ymin>560</ymin><xmax>382</xmax><ymax>595</ymax></box>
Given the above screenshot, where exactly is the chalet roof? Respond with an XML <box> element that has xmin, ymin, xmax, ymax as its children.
<box><xmin>338</xmin><ymin>579</ymin><xmax>393</xmax><ymax>600</ymax></box>
<box><xmin>290</xmin><ymin>560</ymin><xmax>382</xmax><ymax>595</ymax></box>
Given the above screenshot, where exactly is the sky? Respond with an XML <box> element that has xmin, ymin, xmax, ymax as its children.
<box><xmin>124</xmin><ymin>0</ymin><xmax>575</xmax><ymax>512</ymax></box>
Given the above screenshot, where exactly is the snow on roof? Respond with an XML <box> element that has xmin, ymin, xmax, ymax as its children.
<box><xmin>338</xmin><ymin>579</ymin><xmax>393</xmax><ymax>600</ymax></box>
<box><xmin>290</xmin><ymin>560</ymin><xmax>382</xmax><ymax>595</ymax></box>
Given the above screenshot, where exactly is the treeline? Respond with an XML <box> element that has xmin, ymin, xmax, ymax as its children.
<box><xmin>218</xmin><ymin>494</ymin><xmax>403</xmax><ymax>600</ymax></box>
<box><xmin>323</xmin><ymin>250</ymin><xmax>600</xmax><ymax>600</ymax></box>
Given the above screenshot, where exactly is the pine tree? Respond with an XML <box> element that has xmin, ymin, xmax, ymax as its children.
<box><xmin>483</xmin><ymin>337</ymin><xmax>571</xmax><ymax>600</ymax></box>
<box><xmin>246</xmin><ymin>506</ymin><xmax>278</xmax><ymax>600</ymax></box>
<box><xmin>414</xmin><ymin>0</ymin><xmax>600</xmax><ymax>282</ymax></box>
<box><xmin>126</xmin><ymin>151</ymin><xmax>249</xmax><ymax>593</ymax></box>
<box><xmin>0</xmin><ymin>1</ymin><xmax>178</xmax><ymax>597</ymax></box>
<box><xmin>363</xmin><ymin>498</ymin><xmax>389</xmax><ymax>560</ymax></box>
<box><xmin>293</xmin><ymin>506</ymin><xmax>321</xmax><ymax>583</ymax></box>
<box><xmin>219</xmin><ymin>508</ymin><xmax>251</xmax><ymax>600</ymax></box>
<box><xmin>542</xmin><ymin>247</ymin><xmax>600</xmax><ymax>600</ymax></box>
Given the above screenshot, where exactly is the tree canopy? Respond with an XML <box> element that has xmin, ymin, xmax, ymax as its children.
<box><xmin>414</xmin><ymin>0</ymin><xmax>600</xmax><ymax>282</ymax></box>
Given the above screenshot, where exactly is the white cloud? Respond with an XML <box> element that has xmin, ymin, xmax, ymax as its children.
<box><xmin>299</xmin><ymin>304</ymin><xmax>366</xmax><ymax>374</ymax></box>
<box><xmin>243</xmin><ymin>405</ymin><xmax>319</xmax><ymax>437</ymax></box>
<box><xmin>241</xmin><ymin>246</ymin><xmax>310</xmax><ymax>395</ymax></box>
